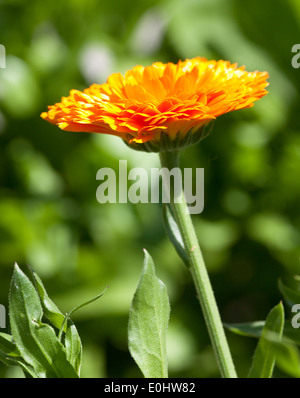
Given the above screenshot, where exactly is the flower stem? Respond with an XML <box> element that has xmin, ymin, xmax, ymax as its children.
<box><xmin>159</xmin><ymin>150</ymin><xmax>237</xmax><ymax>378</ymax></box>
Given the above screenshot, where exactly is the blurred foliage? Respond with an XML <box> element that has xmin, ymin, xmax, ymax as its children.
<box><xmin>0</xmin><ymin>0</ymin><xmax>300</xmax><ymax>378</ymax></box>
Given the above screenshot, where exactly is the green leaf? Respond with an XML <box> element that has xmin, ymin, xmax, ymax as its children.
<box><xmin>64</xmin><ymin>321</ymin><xmax>82</xmax><ymax>375</ymax></box>
<box><xmin>0</xmin><ymin>332</ymin><xmax>20</xmax><ymax>358</ymax></box>
<box><xmin>283</xmin><ymin>322</ymin><xmax>300</xmax><ymax>346</ymax></box>
<box><xmin>33</xmin><ymin>265</ymin><xmax>106</xmax><ymax>376</ymax></box>
<box><xmin>31</xmin><ymin>268</ymin><xmax>82</xmax><ymax>374</ymax></box>
<box><xmin>225</xmin><ymin>319</ymin><xmax>300</xmax><ymax>347</ymax></box>
<box><xmin>56</xmin><ymin>286</ymin><xmax>107</xmax><ymax>375</ymax></box>
<box><xmin>128</xmin><ymin>249</ymin><xmax>170</xmax><ymax>378</ymax></box>
<box><xmin>278</xmin><ymin>279</ymin><xmax>300</xmax><ymax>308</ymax></box>
<box><xmin>248</xmin><ymin>302</ymin><xmax>285</xmax><ymax>378</ymax></box>
<box><xmin>57</xmin><ymin>289</ymin><xmax>107</xmax><ymax>373</ymax></box>
<box><xmin>225</xmin><ymin>310</ymin><xmax>300</xmax><ymax>378</ymax></box>
<box><xmin>0</xmin><ymin>332</ymin><xmax>22</xmax><ymax>369</ymax></box>
<box><xmin>162</xmin><ymin>204</ymin><xmax>188</xmax><ymax>266</ymax></box>
<box><xmin>269</xmin><ymin>338</ymin><xmax>300</xmax><ymax>378</ymax></box>
<box><xmin>31</xmin><ymin>269</ymin><xmax>65</xmax><ymax>330</ymax></box>
<box><xmin>59</xmin><ymin>286</ymin><xmax>107</xmax><ymax>374</ymax></box>
<box><xmin>224</xmin><ymin>321</ymin><xmax>265</xmax><ymax>338</ymax></box>
<box><xmin>0</xmin><ymin>332</ymin><xmax>38</xmax><ymax>377</ymax></box>
<box><xmin>9</xmin><ymin>263</ymin><xmax>78</xmax><ymax>378</ymax></box>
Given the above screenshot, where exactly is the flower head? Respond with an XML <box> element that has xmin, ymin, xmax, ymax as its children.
<box><xmin>41</xmin><ymin>57</ymin><xmax>269</xmax><ymax>151</ymax></box>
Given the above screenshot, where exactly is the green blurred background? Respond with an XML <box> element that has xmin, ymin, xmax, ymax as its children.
<box><xmin>1</xmin><ymin>0</ymin><xmax>300</xmax><ymax>378</ymax></box>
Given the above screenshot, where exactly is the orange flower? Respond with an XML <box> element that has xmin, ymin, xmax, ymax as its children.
<box><xmin>41</xmin><ymin>57</ymin><xmax>269</xmax><ymax>151</ymax></box>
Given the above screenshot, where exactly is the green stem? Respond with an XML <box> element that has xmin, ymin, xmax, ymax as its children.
<box><xmin>159</xmin><ymin>150</ymin><xmax>237</xmax><ymax>378</ymax></box>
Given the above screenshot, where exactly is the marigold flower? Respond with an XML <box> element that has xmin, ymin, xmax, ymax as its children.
<box><xmin>41</xmin><ymin>57</ymin><xmax>269</xmax><ymax>151</ymax></box>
